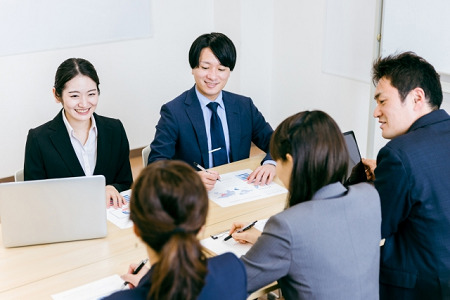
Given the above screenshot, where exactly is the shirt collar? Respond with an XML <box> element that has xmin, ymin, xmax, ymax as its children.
<box><xmin>311</xmin><ymin>182</ymin><xmax>348</xmax><ymax>200</ymax></box>
<box><xmin>195</xmin><ymin>85</ymin><xmax>225</xmax><ymax>109</ymax></box>
<box><xmin>61</xmin><ymin>109</ymin><xmax>97</xmax><ymax>137</ymax></box>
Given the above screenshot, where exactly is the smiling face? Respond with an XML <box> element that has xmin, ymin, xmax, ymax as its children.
<box><xmin>192</xmin><ymin>47</ymin><xmax>231</xmax><ymax>101</ymax></box>
<box><xmin>373</xmin><ymin>77</ymin><xmax>417</xmax><ymax>139</ymax></box>
<box><xmin>54</xmin><ymin>74</ymin><xmax>99</xmax><ymax>127</ymax></box>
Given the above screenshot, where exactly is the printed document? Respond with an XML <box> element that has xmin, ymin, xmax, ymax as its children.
<box><xmin>209</xmin><ymin>169</ymin><xmax>287</xmax><ymax>207</ymax></box>
<box><xmin>51</xmin><ymin>274</ymin><xmax>125</xmax><ymax>300</ymax></box>
<box><xmin>107</xmin><ymin>190</ymin><xmax>133</xmax><ymax>229</ymax></box>
<box><xmin>201</xmin><ymin>219</ymin><xmax>267</xmax><ymax>257</ymax></box>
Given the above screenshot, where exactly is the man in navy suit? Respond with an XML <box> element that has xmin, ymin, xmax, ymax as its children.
<box><xmin>364</xmin><ymin>52</ymin><xmax>450</xmax><ymax>299</ymax></box>
<box><xmin>148</xmin><ymin>33</ymin><xmax>275</xmax><ymax>190</ymax></box>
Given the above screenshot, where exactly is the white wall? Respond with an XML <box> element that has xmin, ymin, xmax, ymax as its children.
<box><xmin>268</xmin><ymin>0</ymin><xmax>379</xmax><ymax>158</ymax></box>
<box><xmin>0</xmin><ymin>0</ymin><xmax>380</xmax><ymax>178</ymax></box>
<box><xmin>0</xmin><ymin>0</ymin><xmax>216</xmax><ymax>178</ymax></box>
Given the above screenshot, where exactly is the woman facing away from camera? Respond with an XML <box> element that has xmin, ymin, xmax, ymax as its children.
<box><xmin>105</xmin><ymin>160</ymin><xmax>247</xmax><ymax>300</ymax></box>
<box><xmin>229</xmin><ymin>110</ymin><xmax>382</xmax><ymax>300</ymax></box>
<box><xmin>24</xmin><ymin>58</ymin><xmax>133</xmax><ymax>208</ymax></box>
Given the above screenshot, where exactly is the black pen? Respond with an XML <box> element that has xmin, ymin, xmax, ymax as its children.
<box><xmin>224</xmin><ymin>220</ymin><xmax>257</xmax><ymax>241</ymax></box>
<box><xmin>193</xmin><ymin>162</ymin><xmax>221</xmax><ymax>181</ymax></box>
<box><xmin>123</xmin><ymin>258</ymin><xmax>148</xmax><ymax>286</ymax></box>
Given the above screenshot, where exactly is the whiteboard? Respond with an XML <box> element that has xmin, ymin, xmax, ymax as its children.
<box><xmin>0</xmin><ymin>0</ymin><xmax>152</xmax><ymax>57</ymax></box>
<box><xmin>381</xmin><ymin>0</ymin><xmax>450</xmax><ymax>75</ymax></box>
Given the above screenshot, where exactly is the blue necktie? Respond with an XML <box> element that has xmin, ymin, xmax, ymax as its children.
<box><xmin>207</xmin><ymin>102</ymin><xmax>228</xmax><ymax>167</ymax></box>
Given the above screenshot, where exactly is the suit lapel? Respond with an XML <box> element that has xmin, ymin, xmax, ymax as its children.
<box><xmin>49</xmin><ymin>111</ymin><xmax>85</xmax><ymax>176</ymax></box>
<box><xmin>93</xmin><ymin>114</ymin><xmax>110</xmax><ymax>176</ymax></box>
<box><xmin>185</xmin><ymin>87</ymin><xmax>210</xmax><ymax>167</ymax></box>
<box><xmin>223</xmin><ymin>92</ymin><xmax>240</xmax><ymax>163</ymax></box>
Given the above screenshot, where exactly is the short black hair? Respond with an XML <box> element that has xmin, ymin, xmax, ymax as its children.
<box><xmin>188</xmin><ymin>32</ymin><xmax>237</xmax><ymax>71</ymax></box>
<box><xmin>372</xmin><ymin>52</ymin><xmax>442</xmax><ymax>109</ymax></box>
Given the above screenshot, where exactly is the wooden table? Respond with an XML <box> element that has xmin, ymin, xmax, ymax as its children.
<box><xmin>0</xmin><ymin>154</ymin><xmax>286</xmax><ymax>299</ymax></box>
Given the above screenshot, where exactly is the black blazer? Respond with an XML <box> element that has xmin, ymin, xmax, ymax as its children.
<box><xmin>24</xmin><ymin>110</ymin><xmax>132</xmax><ymax>192</ymax></box>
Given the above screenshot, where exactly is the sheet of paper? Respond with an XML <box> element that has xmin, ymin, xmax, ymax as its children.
<box><xmin>51</xmin><ymin>274</ymin><xmax>126</xmax><ymax>300</ymax></box>
<box><xmin>208</xmin><ymin>169</ymin><xmax>287</xmax><ymax>207</ymax></box>
<box><xmin>201</xmin><ymin>219</ymin><xmax>267</xmax><ymax>257</ymax></box>
<box><xmin>107</xmin><ymin>190</ymin><xmax>133</xmax><ymax>229</ymax></box>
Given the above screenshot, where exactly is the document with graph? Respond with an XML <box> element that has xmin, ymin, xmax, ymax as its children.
<box><xmin>208</xmin><ymin>169</ymin><xmax>287</xmax><ymax>207</ymax></box>
<box><xmin>107</xmin><ymin>190</ymin><xmax>133</xmax><ymax>229</ymax></box>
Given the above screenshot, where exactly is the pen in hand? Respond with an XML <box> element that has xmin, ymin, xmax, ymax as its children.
<box><xmin>123</xmin><ymin>258</ymin><xmax>148</xmax><ymax>286</ymax></box>
<box><xmin>224</xmin><ymin>220</ymin><xmax>257</xmax><ymax>241</ymax></box>
<box><xmin>193</xmin><ymin>162</ymin><xmax>221</xmax><ymax>181</ymax></box>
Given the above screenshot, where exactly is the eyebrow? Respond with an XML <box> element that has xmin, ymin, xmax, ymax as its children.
<box><xmin>374</xmin><ymin>92</ymin><xmax>381</xmax><ymax>100</ymax></box>
<box><xmin>67</xmin><ymin>89</ymin><xmax>97</xmax><ymax>94</ymax></box>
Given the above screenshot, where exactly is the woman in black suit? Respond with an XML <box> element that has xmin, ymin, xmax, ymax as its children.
<box><xmin>24</xmin><ymin>58</ymin><xmax>132</xmax><ymax>208</ymax></box>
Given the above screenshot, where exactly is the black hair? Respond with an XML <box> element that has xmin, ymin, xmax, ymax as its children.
<box><xmin>188</xmin><ymin>32</ymin><xmax>237</xmax><ymax>71</ymax></box>
<box><xmin>372</xmin><ymin>51</ymin><xmax>442</xmax><ymax>109</ymax></box>
<box><xmin>54</xmin><ymin>58</ymin><xmax>100</xmax><ymax>98</ymax></box>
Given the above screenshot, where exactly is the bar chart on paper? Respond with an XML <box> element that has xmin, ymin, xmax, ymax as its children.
<box><xmin>208</xmin><ymin>169</ymin><xmax>287</xmax><ymax>207</ymax></box>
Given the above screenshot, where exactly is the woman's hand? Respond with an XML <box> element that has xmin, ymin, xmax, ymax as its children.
<box><xmin>105</xmin><ymin>185</ymin><xmax>126</xmax><ymax>208</ymax></box>
<box><xmin>120</xmin><ymin>263</ymin><xmax>149</xmax><ymax>289</ymax></box>
<box><xmin>228</xmin><ymin>222</ymin><xmax>262</xmax><ymax>244</ymax></box>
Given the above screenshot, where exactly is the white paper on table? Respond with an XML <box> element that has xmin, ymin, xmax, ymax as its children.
<box><xmin>51</xmin><ymin>274</ymin><xmax>126</xmax><ymax>300</ymax></box>
<box><xmin>200</xmin><ymin>219</ymin><xmax>267</xmax><ymax>257</ymax></box>
<box><xmin>208</xmin><ymin>169</ymin><xmax>288</xmax><ymax>207</ymax></box>
<box><xmin>107</xmin><ymin>189</ymin><xmax>133</xmax><ymax>229</ymax></box>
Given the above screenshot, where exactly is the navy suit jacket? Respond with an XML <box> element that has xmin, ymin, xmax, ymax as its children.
<box><xmin>375</xmin><ymin>109</ymin><xmax>450</xmax><ymax>299</ymax></box>
<box><xmin>104</xmin><ymin>252</ymin><xmax>247</xmax><ymax>300</ymax></box>
<box><xmin>148</xmin><ymin>86</ymin><xmax>273</xmax><ymax>168</ymax></box>
<box><xmin>24</xmin><ymin>110</ymin><xmax>133</xmax><ymax>192</ymax></box>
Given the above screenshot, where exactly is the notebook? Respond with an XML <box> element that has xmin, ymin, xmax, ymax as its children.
<box><xmin>343</xmin><ymin>131</ymin><xmax>366</xmax><ymax>184</ymax></box>
<box><xmin>0</xmin><ymin>175</ymin><xmax>107</xmax><ymax>248</ymax></box>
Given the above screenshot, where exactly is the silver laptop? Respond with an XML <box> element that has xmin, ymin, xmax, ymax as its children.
<box><xmin>0</xmin><ymin>175</ymin><xmax>107</xmax><ymax>248</ymax></box>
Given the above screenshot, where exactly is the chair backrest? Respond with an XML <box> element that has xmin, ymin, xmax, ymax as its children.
<box><xmin>14</xmin><ymin>169</ymin><xmax>24</xmax><ymax>182</ymax></box>
<box><xmin>142</xmin><ymin>145</ymin><xmax>151</xmax><ymax>167</ymax></box>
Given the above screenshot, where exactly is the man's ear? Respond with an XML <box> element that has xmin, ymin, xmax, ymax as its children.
<box><xmin>411</xmin><ymin>87</ymin><xmax>426</xmax><ymax>109</ymax></box>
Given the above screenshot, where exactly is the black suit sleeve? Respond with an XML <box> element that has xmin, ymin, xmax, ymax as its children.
<box><xmin>24</xmin><ymin>129</ymin><xmax>47</xmax><ymax>180</ymax></box>
<box><xmin>104</xmin><ymin>120</ymin><xmax>133</xmax><ymax>192</ymax></box>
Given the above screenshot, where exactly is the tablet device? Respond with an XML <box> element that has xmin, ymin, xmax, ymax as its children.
<box><xmin>343</xmin><ymin>131</ymin><xmax>367</xmax><ymax>184</ymax></box>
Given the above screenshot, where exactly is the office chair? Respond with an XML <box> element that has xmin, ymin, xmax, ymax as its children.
<box><xmin>142</xmin><ymin>145</ymin><xmax>151</xmax><ymax>167</ymax></box>
<box><xmin>14</xmin><ymin>169</ymin><xmax>24</xmax><ymax>182</ymax></box>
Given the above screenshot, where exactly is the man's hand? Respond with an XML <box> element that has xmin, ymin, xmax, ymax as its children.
<box><xmin>362</xmin><ymin>158</ymin><xmax>377</xmax><ymax>181</ymax></box>
<box><xmin>198</xmin><ymin>170</ymin><xmax>220</xmax><ymax>191</ymax></box>
<box><xmin>247</xmin><ymin>164</ymin><xmax>276</xmax><ymax>186</ymax></box>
